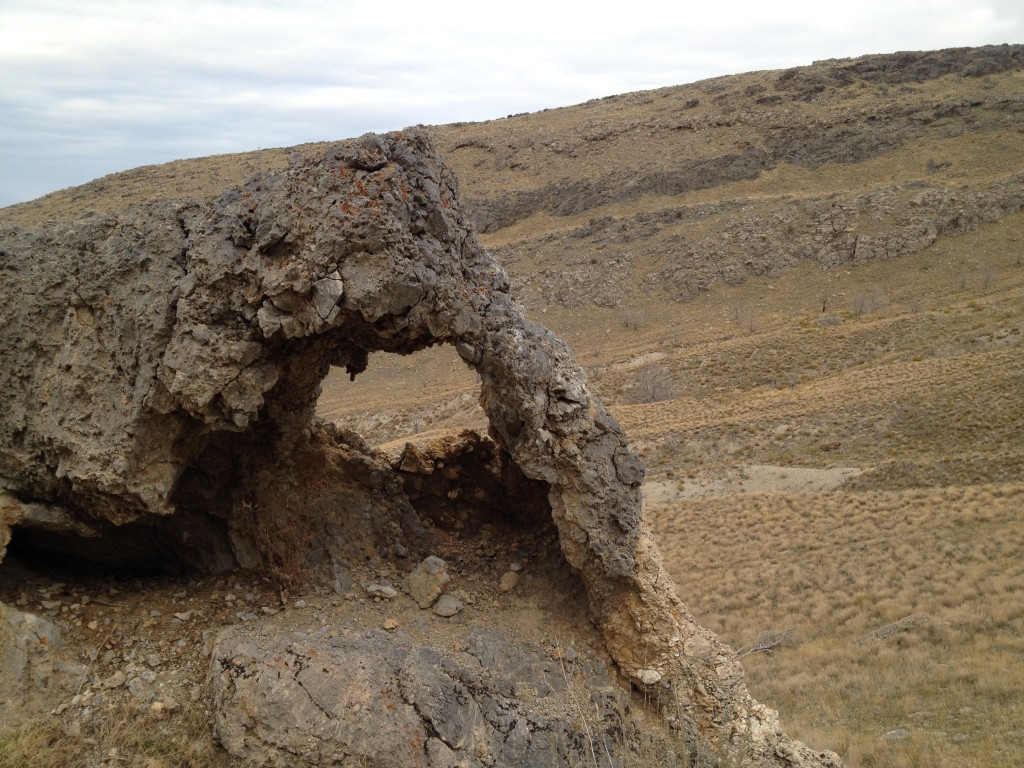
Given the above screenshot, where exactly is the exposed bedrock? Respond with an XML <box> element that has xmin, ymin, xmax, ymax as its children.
<box><xmin>0</xmin><ymin>130</ymin><xmax>838</xmax><ymax>765</ymax></box>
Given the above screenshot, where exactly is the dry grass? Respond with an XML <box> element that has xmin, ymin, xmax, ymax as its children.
<box><xmin>647</xmin><ymin>485</ymin><xmax>1024</xmax><ymax>767</ymax></box>
<box><xmin>0</xmin><ymin>706</ymin><xmax>235</xmax><ymax>768</ymax></box>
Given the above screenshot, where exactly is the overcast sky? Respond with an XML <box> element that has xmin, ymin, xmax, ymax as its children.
<box><xmin>1</xmin><ymin>0</ymin><xmax>1021</xmax><ymax>208</ymax></box>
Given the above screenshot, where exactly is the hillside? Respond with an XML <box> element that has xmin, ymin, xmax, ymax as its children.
<box><xmin>2</xmin><ymin>44</ymin><xmax>1024</xmax><ymax>767</ymax></box>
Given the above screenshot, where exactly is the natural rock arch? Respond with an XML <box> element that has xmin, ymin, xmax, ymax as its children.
<box><xmin>0</xmin><ymin>130</ymin><xmax>838</xmax><ymax>766</ymax></box>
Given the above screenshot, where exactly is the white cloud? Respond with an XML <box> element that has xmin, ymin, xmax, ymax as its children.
<box><xmin>1</xmin><ymin>0</ymin><xmax>1021</xmax><ymax>207</ymax></box>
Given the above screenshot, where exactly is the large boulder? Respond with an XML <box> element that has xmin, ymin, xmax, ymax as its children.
<box><xmin>0</xmin><ymin>603</ymin><xmax>88</xmax><ymax>726</ymax></box>
<box><xmin>0</xmin><ymin>130</ymin><xmax>839</xmax><ymax>765</ymax></box>
<box><xmin>210</xmin><ymin>624</ymin><xmax>678</xmax><ymax>767</ymax></box>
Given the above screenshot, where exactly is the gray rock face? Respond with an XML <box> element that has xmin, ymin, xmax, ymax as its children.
<box><xmin>0</xmin><ymin>130</ymin><xmax>838</xmax><ymax>765</ymax></box>
<box><xmin>460</xmin><ymin>45</ymin><xmax>1024</xmax><ymax>235</ymax></box>
<box><xmin>0</xmin><ymin>603</ymin><xmax>88</xmax><ymax>723</ymax></box>
<box><xmin>210</xmin><ymin>624</ymin><xmax>666</xmax><ymax>768</ymax></box>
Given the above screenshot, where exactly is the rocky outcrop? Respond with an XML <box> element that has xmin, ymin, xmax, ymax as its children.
<box><xmin>442</xmin><ymin>44</ymin><xmax>1024</xmax><ymax>236</ymax></box>
<box><xmin>497</xmin><ymin>173</ymin><xmax>1024</xmax><ymax>308</ymax></box>
<box><xmin>210</xmin><ymin>625</ymin><xmax>675</xmax><ymax>767</ymax></box>
<box><xmin>0</xmin><ymin>130</ymin><xmax>838</xmax><ymax>765</ymax></box>
<box><xmin>0</xmin><ymin>603</ymin><xmax>88</xmax><ymax>724</ymax></box>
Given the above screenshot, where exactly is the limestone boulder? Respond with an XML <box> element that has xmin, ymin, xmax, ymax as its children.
<box><xmin>0</xmin><ymin>603</ymin><xmax>88</xmax><ymax>725</ymax></box>
<box><xmin>210</xmin><ymin>623</ymin><xmax>672</xmax><ymax>768</ymax></box>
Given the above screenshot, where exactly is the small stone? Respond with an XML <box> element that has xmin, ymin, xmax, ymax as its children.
<box><xmin>331</xmin><ymin>565</ymin><xmax>353</xmax><ymax>595</ymax></box>
<box><xmin>953</xmin><ymin>733</ymin><xmax>968</xmax><ymax>743</ymax></box>
<box><xmin>407</xmin><ymin>556</ymin><xmax>451</xmax><ymax>609</ymax></box>
<box><xmin>104</xmin><ymin>671</ymin><xmax>127</xmax><ymax>689</ymax></box>
<box><xmin>149</xmin><ymin>610</ymin><xmax>162</xmax><ymax>618</ymax></box>
<box><xmin>382</xmin><ymin>618</ymin><xmax>399</xmax><ymax>631</ymax></box>
<box><xmin>224</xmin><ymin>594</ymin><xmax>236</xmax><ymax>603</ymax></box>
<box><xmin>508</xmin><ymin>561</ymin><xmax>524</xmax><ymax>572</ymax></box>
<box><xmin>882</xmin><ymin>728</ymin><xmax>911</xmax><ymax>741</ymax></box>
<box><xmin>498</xmin><ymin>571</ymin><xmax>519</xmax><ymax>592</ymax></box>
<box><xmin>146</xmin><ymin>653</ymin><xmax>163</xmax><ymax>668</ymax></box>
<box><xmin>87</xmin><ymin>620</ymin><xmax>99</xmax><ymax>630</ymax></box>
<box><xmin>293</xmin><ymin>599</ymin><xmax>307</xmax><ymax>609</ymax></box>
<box><xmin>432</xmin><ymin>595</ymin><xmax>463</xmax><ymax>618</ymax></box>
<box><xmin>638</xmin><ymin>669</ymin><xmax>663</xmax><ymax>685</ymax></box>
<box><xmin>173</xmin><ymin>611</ymin><xmax>192</xmax><ymax>622</ymax></box>
<box><xmin>366</xmin><ymin>584</ymin><xmax>399</xmax><ymax>600</ymax></box>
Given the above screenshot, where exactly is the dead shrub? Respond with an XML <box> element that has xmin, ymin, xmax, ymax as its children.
<box><xmin>622</xmin><ymin>310</ymin><xmax>647</xmax><ymax>330</ymax></box>
<box><xmin>851</xmin><ymin>286</ymin><xmax>887</xmax><ymax>317</ymax></box>
<box><xmin>630</xmin><ymin>366</ymin><xmax>675</xmax><ymax>404</ymax></box>
<box><xmin>738</xmin><ymin>626</ymin><xmax>798</xmax><ymax>657</ymax></box>
<box><xmin>731</xmin><ymin>304</ymin><xmax>758</xmax><ymax>334</ymax></box>
<box><xmin>238</xmin><ymin>501</ymin><xmax>313</xmax><ymax>592</ymax></box>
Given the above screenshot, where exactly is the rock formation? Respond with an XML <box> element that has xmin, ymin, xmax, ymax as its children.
<box><xmin>0</xmin><ymin>603</ymin><xmax>88</xmax><ymax>722</ymax></box>
<box><xmin>210</xmin><ymin>625</ymin><xmax>649</xmax><ymax>767</ymax></box>
<box><xmin>0</xmin><ymin>130</ymin><xmax>839</xmax><ymax>765</ymax></box>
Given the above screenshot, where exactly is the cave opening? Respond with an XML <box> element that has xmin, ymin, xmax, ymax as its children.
<box><xmin>0</xmin><ymin>340</ymin><xmax>558</xmax><ymax>590</ymax></box>
<box><xmin>2</xmin><ymin>525</ymin><xmax>180</xmax><ymax>580</ymax></box>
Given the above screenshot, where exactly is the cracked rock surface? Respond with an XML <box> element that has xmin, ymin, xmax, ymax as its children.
<box><xmin>210</xmin><ymin>625</ymin><xmax>642</xmax><ymax>768</ymax></box>
<box><xmin>0</xmin><ymin>130</ymin><xmax>838</xmax><ymax>765</ymax></box>
<box><xmin>0</xmin><ymin>603</ymin><xmax>88</xmax><ymax>721</ymax></box>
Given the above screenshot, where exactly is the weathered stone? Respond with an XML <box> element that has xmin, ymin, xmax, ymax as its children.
<box><xmin>854</xmin><ymin>613</ymin><xmax>930</xmax><ymax>645</ymax></box>
<box><xmin>408</xmin><ymin>556</ymin><xmax>451</xmax><ymax>609</ymax></box>
<box><xmin>432</xmin><ymin>594</ymin><xmax>463</xmax><ymax>617</ymax></box>
<box><xmin>0</xmin><ymin>603</ymin><xmax>89</xmax><ymax>723</ymax></box>
<box><xmin>0</xmin><ymin>130</ymin><xmax>838</xmax><ymax>765</ymax></box>
<box><xmin>498</xmin><ymin>571</ymin><xmax>519</xmax><ymax>593</ymax></box>
<box><xmin>638</xmin><ymin>668</ymin><xmax>663</xmax><ymax>685</ymax></box>
<box><xmin>882</xmin><ymin>728</ymin><xmax>911</xmax><ymax>742</ymax></box>
<box><xmin>209</xmin><ymin>624</ymin><xmax>665</xmax><ymax>768</ymax></box>
<box><xmin>367</xmin><ymin>583</ymin><xmax>399</xmax><ymax>600</ymax></box>
<box><xmin>0</xmin><ymin>494</ymin><xmax>16</xmax><ymax>564</ymax></box>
